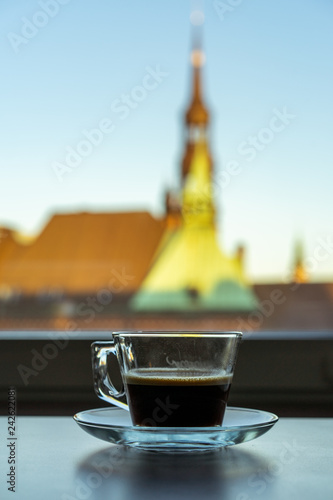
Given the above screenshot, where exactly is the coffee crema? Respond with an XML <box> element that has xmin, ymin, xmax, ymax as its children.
<box><xmin>124</xmin><ymin>368</ymin><xmax>232</xmax><ymax>427</ymax></box>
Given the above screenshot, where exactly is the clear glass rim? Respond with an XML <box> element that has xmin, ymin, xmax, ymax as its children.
<box><xmin>111</xmin><ymin>331</ymin><xmax>242</xmax><ymax>339</ymax></box>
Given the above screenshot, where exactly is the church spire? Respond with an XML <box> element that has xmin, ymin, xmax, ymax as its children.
<box><xmin>185</xmin><ymin>46</ymin><xmax>209</xmax><ymax>126</ymax></box>
<box><xmin>131</xmin><ymin>17</ymin><xmax>258</xmax><ymax>313</ymax></box>
<box><xmin>181</xmin><ymin>29</ymin><xmax>214</xmax><ymax>228</ymax></box>
<box><xmin>292</xmin><ymin>240</ymin><xmax>308</xmax><ymax>283</ymax></box>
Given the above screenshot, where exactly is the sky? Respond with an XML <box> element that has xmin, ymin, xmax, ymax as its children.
<box><xmin>1</xmin><ymin>0</ymin><xmax>333</xmax><ymax>282</ymax></box>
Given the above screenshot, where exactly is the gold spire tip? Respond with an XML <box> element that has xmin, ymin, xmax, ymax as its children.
<box><xmin>191</xmin><ymin>49</ymin><xmax>205</xmax><ymax>68</ymax></box>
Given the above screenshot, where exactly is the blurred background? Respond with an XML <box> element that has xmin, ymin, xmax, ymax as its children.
<box><xmin>1</xmin><ymin>0</ymin><xmax>333</xmax><ymax>332</ymax></box>
<box><xmin>1</xmin><ymin>0</ymin><xmax>333</xmax><ymax>416</ymax></box>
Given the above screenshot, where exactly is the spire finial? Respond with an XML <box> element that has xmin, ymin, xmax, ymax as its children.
<box><xmin>185</xmin><ymin>18</ymin><xmax>209</xmax><ymax>127</ymax></box>
<box><xmin>292</xmin><ymin>239</ymin><xmax>308</xmax><ymax>283</ymax></box>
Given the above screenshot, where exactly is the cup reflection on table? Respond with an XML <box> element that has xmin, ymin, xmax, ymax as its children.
<box><xmin>92</xmin><ymin>331</ymin><xmax>242</xmax><ymax>427</ymax></box>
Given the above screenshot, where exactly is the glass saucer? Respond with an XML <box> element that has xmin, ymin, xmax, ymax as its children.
<box><xmin>73</xmin><ymin>407</ymin><xmax>278</xmax><ymax>452</ymax></box>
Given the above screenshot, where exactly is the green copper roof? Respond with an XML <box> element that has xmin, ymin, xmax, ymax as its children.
<box><xmin>201</xmin><ymin>280</ymin><xmax>258</xmax><ymax>311</ymax></box>
<box><xmin>130</xmin><ymin>280</ymin><xmax>258</xmax><ymax>312</ymax></box>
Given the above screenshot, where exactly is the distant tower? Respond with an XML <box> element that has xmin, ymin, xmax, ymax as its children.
<box><xmin>181</xmin><ymin>38</ymin><xmax>215</xmax><ymax>229</ymax></box>
<box><xmin>131</xmin><ymin>26</ymin><xmax>258</xmax><ymax>312</ymax></box>
<box><xmin>292</xmin><ymin>240</ymin><xmax>308</xmax><ymax>283</ymax></box>
<box><xmin>236</xmin><ymin>244</ymin><xmax>245</xmax><ymax>270</ymax></box>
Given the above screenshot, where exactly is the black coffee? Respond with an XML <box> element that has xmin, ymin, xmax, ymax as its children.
<box><xmin>124</xmin><ymin>368</ymin><xmax>231</xmax><ymax>427</ymax></box>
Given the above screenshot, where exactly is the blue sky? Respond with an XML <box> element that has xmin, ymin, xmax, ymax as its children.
<box><xmin>1</xmin><ymin>0</ymin><xmax>333</xmax><ymax>282</ymax></box>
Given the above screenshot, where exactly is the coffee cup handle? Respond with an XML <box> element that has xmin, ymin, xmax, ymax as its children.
<box><xmin>91</xmin><ymin>341</ymin><xmax>129</xmax><ymax>411</ymax></box>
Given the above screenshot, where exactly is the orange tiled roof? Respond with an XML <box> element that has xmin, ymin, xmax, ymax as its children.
<box><xmin>0</xmin><ymin>212</ymin><xmax>166</xmax><ymax>295</ymax></box>
<box><xmin>0</xmin><ymin>228</ymin><xmax>25</xmax><ymax>265</ymax></box>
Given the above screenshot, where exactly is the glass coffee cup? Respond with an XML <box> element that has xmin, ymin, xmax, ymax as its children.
<box><xmin>92</xmin><ymin>331</ymin><xmax>242</xmax><ymax>427</ymax></box>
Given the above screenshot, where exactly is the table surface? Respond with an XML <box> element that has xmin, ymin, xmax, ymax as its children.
<box><xmin>1</xmin><ymin>413</ymin><xmax>333</xmax><ymax>500</ymax></box>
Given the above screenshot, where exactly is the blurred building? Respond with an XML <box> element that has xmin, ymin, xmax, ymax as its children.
<box><xmin>1</xmin><ymin>45</ymin><xmax>333</xmax><ymax>331</ymax></box>
<box><xmin>131</xmin><ymin>46</ymin><xmax>257</xmax><ymax>313</ymax></box>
